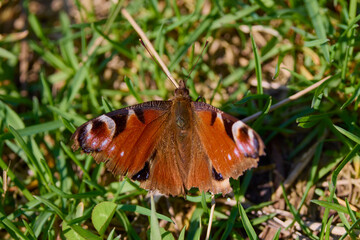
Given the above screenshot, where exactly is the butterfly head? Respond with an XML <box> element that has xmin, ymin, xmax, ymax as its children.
<box><xmin>174</xmin><ymin>80</ymin><xmax>190</xmax><ymax>99</ymax></box>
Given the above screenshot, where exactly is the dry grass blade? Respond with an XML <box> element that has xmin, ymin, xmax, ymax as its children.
<box><xmin>242</xmin><ymin>76</ymin><xmax>331</xmax><ymax>123</ymax></box>
<box><xmin>205</xmin><ymin>194</ymin><xmax>216</xmax><ymax>240</ymax></box>
<box><xmin>121</xmin><ymin>8</ymin><xmax>178</xmax><ymax>88</ymax></box>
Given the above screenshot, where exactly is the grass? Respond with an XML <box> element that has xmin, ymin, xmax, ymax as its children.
<box><xmin>0</xmin><ymin>0</ymin><xmax>360</xmax><ymax>239</ymax></box>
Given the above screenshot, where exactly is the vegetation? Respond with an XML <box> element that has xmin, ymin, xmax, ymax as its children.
<box><xmin>0</xmin><ymin>0</ymin><xmax>359</xmax><ymax>239</ymax></box>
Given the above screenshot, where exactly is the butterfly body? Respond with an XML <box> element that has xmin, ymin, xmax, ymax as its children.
<box><xmin>72</xmin><ymin>80</ymin><xmax>265</xmax><ymax>196</ymax></box>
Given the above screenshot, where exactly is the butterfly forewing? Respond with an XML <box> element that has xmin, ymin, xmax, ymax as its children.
<box><xmin>193</xmin><ymin>101</ymin><xmax>265</xmax><ymax>180</ymax></box>
<box><xmin>72</xmin><ymin>101</ymin><xmax>172</xmax><ymax>178</ymax></box>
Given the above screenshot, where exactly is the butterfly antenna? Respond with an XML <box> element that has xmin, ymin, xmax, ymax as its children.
<box><xmin>138</xmin><ymin>39</ymin><xmax>177</xmax><ymax>88</ymax></box>
<box><xmin>185</xmin><ymin>41</ymin><xmax>209</xmax><ymax>83</ymax></box>
<box><xmin>121</xmin><ymin>8</ymin><xmax>179</xmax><ymax>88</ymax></box>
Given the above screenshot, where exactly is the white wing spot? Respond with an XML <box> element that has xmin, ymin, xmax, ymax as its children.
<box><xmin>120</xmin><ymin>151</ymin><xmax>124</xmax><ymax>157</ymax></box>
<box><xmin>110</xmin><ymin>146</ymin><xmax>115</xmax><ymax>152</ymax></box>
<box><xmin>217</xmin><ymin>113</ymin><xmax>223</xmax><ymax>124</ymax></box>
<box><xmin>227</xmin><ymin>154</ymin><xmax>232</xmax><ymax>161</ymax></box>
<box><xmin>248</xmin><ymin>130</ymin><xmax>255</xmax><ymax>146</ymax></box>
<box><xmin>84</xmin><ymin>123</ymin><xmax>92</xmax><ymax>140</ymax></box>
<box><xmin>246</xmin><ymin>145</ymin><xmax>252</xmax><ymax>152</ymax></box>
<box><xmin>238</xmin><ymin>144</ymin><xmax>245</xmax><ymax>152</ymax></box>
<box><xmin>100</xmin><ymin>139</ymin><xmax>109</xmax><ymax>148</ymax></box>
<box><xmin>232</xmin><ymin>121</ymin><xmax>245</xmax><ymax>139</ymax></box>
<box><xmin>128</xmin><ymin>109</ymin><xmax>135</xmax><ymax>116</ymax></box>
<box><xmin>98</xmin><ymin>115</ymin><xmax>115</xmax><ymax>135</ymax></box>
<box><xmin>234</xmin><ymin>148</ymin><xmax>240</xmax><ymax>157</ymax></box>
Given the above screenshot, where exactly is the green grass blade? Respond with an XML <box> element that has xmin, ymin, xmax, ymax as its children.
<box><xmin>221</xmin><ymin>207</ymin><xmax>237</xmax><ymax>240</ymax></box>
<box><xmin>150</xmin><ymin>195</ymin><xmax>162</xmax><ymax>240</ymax></box>
<box><xmin>33</xmin><ymin>196</ymin><xmax>65</xmax><ymax>221</ymax></box>
<box><xmin>304</xmin><ymin>0</ymin><xmax>330</xmax><ymax>62</ymax></box>
<box><xmin>311</xmin><ymin>200</ymin><xmax>360</xmax><ymax>218</ymax></box>
<box><xmin>250</xmin><ymin>34</ymin><xmax>263</xmax><ymax>95</ymax></box>
<box><xmin>0</xmin><ymin>47</ymin><xmax>17</xmax><ymax>62</ymax></box>
<box><xmin>238</xmin><ymin>203</ymin><xmax>258</xmax><ymax>240</ymax></box>
<box><xmin>272</xmin><ymin>228</ymin><xmax>281</xmax><ymax>240</ymax></box>
<box><xmin>178</xmin><ymin>226</ymin><xmax>186</xmax><ymax>240</ymax></box>
<box><xmin>304</xmin><ymin>38</ymin><xmax>329</xmax><ymax>47</ymax></box>
<box><xmin>0</xmin><ymin>120</ymin><xmax>63</xmax><ymax>141</ymax></box>
<box><xmin>210</xmin><ymin>5</ymin><xmax>260</xmax><ymax>30</ymax></box>
<box><xmin>124</xmin><ymin>76</ymin><xmax>142</xmax><ymax>103</ymax></box>
<box><xmin>333</xmin><ymin>125</ymin><xmax>360</xmax><ymax>144</ymax></box>
<box><xmin>0</xmin><ymin>210</ymin><xmax>28</xmax><ymax>239</ymax></box>
<box><xmin>0</xmin><ymin>157</ymin><xmax>34</xmax><ymax>201</ymax></box>
<box><xmin>117</xmin><ymin>204</ymin><xmax>173</xmax><ymax>223</ymax></box>
<box><xmin>22</xmin><ymin>219</ymin><xmax>37</xmax><ymax>240</ymax></box>
<box><xmin>8</xmin><ymin>126</ymin><xmax>49</xmax><ymax>191</ymax></box>
<box><xmin>281</xmin><ymin>184</ymin><xmax>318</xmax><ymax>240</ymax></box>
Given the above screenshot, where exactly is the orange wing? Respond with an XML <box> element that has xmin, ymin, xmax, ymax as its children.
<box><xmin>139</xmin><ymin>125</ymin><xmax>186</xmax><ymax>196</ymax></box>
<box><xmin>72</xmin><ymin>101</ymin><xmax>188</xmax><ymax>196</ymax></box>
<box><xmin>72</xmin><ymin>101</ymin><xmax>172</xmax><ymax>178</ymax></box>
<box><xmin>185</xmin><ymin>130</ymin><xmax>232</xmax><ymax>195</ymax></box>
<box><xmin>193</xmin><ymin>102</ymin><xmax>265</xmax><ymax>181</ymax></box>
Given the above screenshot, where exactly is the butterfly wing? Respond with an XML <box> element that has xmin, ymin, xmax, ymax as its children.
<box><xmin>72</xmin><ymin>101</ymin><xmax>173</xmax><ymax>178</ymax></box>
<box><xmin>185</xmin><ymin>129</ymin><xmax>232</xmax><ymax>194</ymax></box>
<box><xmin>192</xmin><ymin>102</ymin><xmax>265</xmax><ymax>184</ymax></box>
<box><xmin>139</xmin><ymin>125</ymin><xmax>186</xmax><ymax>196</ymax></box>
<box><xmin>72</xmin><ymin>100</ymin><xmax>187</xmax><ymax>196</ymax></box>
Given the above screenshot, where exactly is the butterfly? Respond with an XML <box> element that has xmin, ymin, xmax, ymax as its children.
<box><xmin>71</xmin><ymin>79</ymin><xmax>265</xmax><ymax>196</ymax></box>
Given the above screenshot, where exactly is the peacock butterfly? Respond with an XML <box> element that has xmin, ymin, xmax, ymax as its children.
<box><xmin>71</xmin><ymin>79</ymin><xmax>265</xmax><ymax>196</ymax></box>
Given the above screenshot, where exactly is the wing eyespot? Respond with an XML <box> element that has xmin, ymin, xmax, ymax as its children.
<box><xmin>212</xmin><ymin>167</ymin><xmax>224</xmax><ymax>181</ymax></box>
<box><xmin>131</xmin><ymin>162</ymin><xmax>150</xmax><ymax>181</ymax></box>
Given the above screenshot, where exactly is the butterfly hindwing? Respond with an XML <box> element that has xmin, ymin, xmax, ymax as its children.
<box><xmin>140</xmin><ymin>126</ymin><xmax>186</xmax><ymax>196</ymax></box>
<box><xmin>185</xmin><ymin>129</ymin><xmax>232</xmax><ymax>194</ymax></box>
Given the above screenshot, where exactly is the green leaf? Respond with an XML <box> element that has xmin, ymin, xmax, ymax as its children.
<box><xmin>325</xmin><ymin>215</ymin><xmax>334</xmax><ymax>239</ymax></box>
<box><xmin>92</xmin><ymin>202</ymin><xmax>117</xmax><ymax>236</ymax></box>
